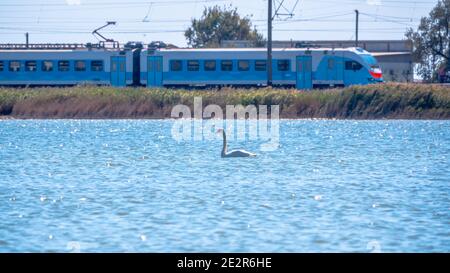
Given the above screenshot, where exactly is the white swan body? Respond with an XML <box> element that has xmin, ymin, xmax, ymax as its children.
<box><xmin>217</xmin><ymin>129</ymin><xmax>256</xmax><ymax>158</ymax></box>
<box><xmin>223</xmin><ymin>149</ymin><xmax>257</xmax><ymax>158</ymax></box>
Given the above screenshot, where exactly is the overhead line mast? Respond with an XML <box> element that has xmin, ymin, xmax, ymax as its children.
<box><xmin>267</xmin><ymin>0</ymin><xmax>298</xmax><ymax>87</ymax></box>
<box><xmin>268</xmin><ymin>0</ymin><xmax>273</xmax><ymax>86</ymax></box>
<box><xmin>355</xmin><ymin>9</ymin><xmax>359</xmax><ymax>47</ymax></box>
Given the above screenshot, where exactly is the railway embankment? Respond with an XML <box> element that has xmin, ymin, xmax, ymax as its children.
<box><xmin>0</xmin><ymin>83</ymin><xmax>449</xmax><ymax>119</ymax></box>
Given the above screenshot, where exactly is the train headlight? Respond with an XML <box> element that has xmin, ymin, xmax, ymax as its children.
<box><xmin>369</xmin><ymin>65</ymin><xmax>383</xmax><ymax>80</ymax></box>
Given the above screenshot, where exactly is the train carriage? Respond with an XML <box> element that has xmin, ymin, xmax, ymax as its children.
<box><xmin>140</xmin><ymin>47</ymin><xmax>383</xmax><ymax>89</ymax></box>
<box><xmin>0</xmin><ymin>42</ymin><xmax>383</xmax><ymax>89</ymax></box>
<box><xmin>0</xmin><ymin>44</ymin><xmax>135</xmax><ymax>86</ymax></box>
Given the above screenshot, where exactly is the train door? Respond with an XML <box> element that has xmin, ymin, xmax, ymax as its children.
<box><xmin>327</xmin><ymin>57</ymin><xmax>337</xmax><ymax>82</ymax></box>
<box><xmin>296</xmin><ymin>56</ymin><xmax>312</xmax><ymax>90</ymax></box>
<box><xmin>327</xmin><ymin>56</ymin><xmax>344</xmax><ymax>85</ymax></box>
<box><xmin>111</xmin><ymin>56</ymin><xmax>126</xmax><ymax>87</ymax></box>
<box><xmin>335</xmin><ymin>57</ymin><xmax>344</xmax><ymax>84</ymax></box>
<box><xmin>148</xmin><ymin>56</ymin><xmax>163</xmax><ymax>87</ymax></box>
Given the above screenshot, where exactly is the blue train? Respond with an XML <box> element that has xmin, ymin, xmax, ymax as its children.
<box><xmin>0</xmin><ymin>43</ymin><xmax>136</xmax><ymax>86</ymax></box>
<box><xmin>0</xmin><ymin>42</ymin><xmax>383</xmax><ymax>89</ymax></box>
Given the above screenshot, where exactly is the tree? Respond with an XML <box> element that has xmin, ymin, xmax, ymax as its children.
<box><xmin>406</xmin><ymin>0</ymin><xmax>450</xmax><ymax>82</ymax></box>
<box><xmin>185</xmin><ymin>5</ymin><xmax>265</xmax><ymax>48</ymax></box>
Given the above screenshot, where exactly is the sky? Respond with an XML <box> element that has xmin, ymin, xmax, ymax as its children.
<box><xmin>0</xmin><ymin>0</ymin><xmax>439</xmax><ymax>47</ymax></box>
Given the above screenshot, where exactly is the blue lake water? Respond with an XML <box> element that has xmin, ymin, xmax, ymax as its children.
<box><xmin>0</xmin><ymin>120</ymin><xmax>449</xmax><ymax>252</ymax></box>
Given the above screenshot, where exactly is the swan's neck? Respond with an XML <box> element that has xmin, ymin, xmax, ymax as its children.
<box><xmin>221</xmin><ymin>130</ymin><xmax>227</xmax><ymax>156</ymax></box>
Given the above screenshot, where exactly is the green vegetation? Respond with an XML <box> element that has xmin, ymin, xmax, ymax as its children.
<box><xmin>406</xmin><ymin>0</ymin><xmax>450</xmax><ymax>82</ymax></box>
<box><xmin>0</xmin><ymin>83</ymin><xmax>449</xmax><ymax>119</ymax></box>
<box><xmin>185</xmin><ymin>5</ymin><xmax>265</xmax><ymax>48</ymax></box>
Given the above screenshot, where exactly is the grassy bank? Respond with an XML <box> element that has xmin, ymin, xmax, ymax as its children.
<box><xmin>0</xmin><ymin>83</ymin><xmax>449</xmax><ymax>119</ymax></box>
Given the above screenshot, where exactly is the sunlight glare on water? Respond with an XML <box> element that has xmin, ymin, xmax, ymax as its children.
<box><xmin>0</xmin><ymin>120</ymin><xmax>449</xmax><ymax>252</ymax></box>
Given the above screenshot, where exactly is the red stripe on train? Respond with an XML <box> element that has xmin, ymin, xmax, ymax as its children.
<box><xmin>370</xmin><ymin>71</ymin><xmax>383</xmax><ymax>79</ymax></box>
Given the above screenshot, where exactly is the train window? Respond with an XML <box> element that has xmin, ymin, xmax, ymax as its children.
<box><xmin>238</xmin><ymin>60</ymin><xmax>250</xmax><ymax>71</ymax></box>
<box><xmin>0</xmin><ymin>61</ymin><xmax>3</xmax><ymax>72</ymax></box>
<box><xmin>354</xmin><ymin>62</ymin><xmax>362</xmax><ymax>70</ymax></box>
<box><xmin>9</xmin><ymin>61</ymin><xmax>21</xmax><ymax>72</ymax></box>
<box><xmin>345</xmin><ymin>61</ymin><xmax>362</xmax><ymax>71</ymax></box>
<box><xmin>255</xmin><ymin>60</ymin><xmax>267</xmax><ymax>71</ymax></box>
<box><xmin>328</xmin><ymin>59</ymin><xmax>335</xmax><ymax>69</ymax></box>
<box><xmin>170</xmin><ymin>60</ymin><xmax>182</xmax><ymax>71</ymax></box>
<box><xmin>42</xmin><ymin>61</ymin><xmax>53</xmax><ymax>72</ymax></box>
<box><xmin>345</xmin><ymin>61</ymin><xmax>352</xmax><ymax>70</ymax></box>
<box><xmin>25</xmin><ymin>61</ymin><xmax>37</xmax><ymax>72</ymax></box>
<box><xmin>221</xmin><ymin>60</ymin><xmax>233</xmax><ymax>71</ymax></box>
<box><xmin>58</xmin><ymin>61</ymin><xmax>70</xmax><ymax>72</ymax></box>
<box><xmin>91</xmin><ymin>60</ymin><xmax>104</xmax><ymax>72</ymax></box>
<box><xmin>187</xmin><ymin>60</ymin><xmax>200</xmax><ymax>71</ymax></box>
<box><xmin>277</xmin><ymin>60</ymin><xmax>290</xmax><ymax>71</ymax></box>
<box><xmin>204</xmin><ymin>60</ymin><xmax>216</xmax><ymax>71</ymax></box>
<box><xmin>75</xmin><ymin>61</ymin><xmax>86</xmax><ymax>72</ymax></box>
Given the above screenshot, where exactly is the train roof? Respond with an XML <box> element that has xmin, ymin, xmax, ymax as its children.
<box><xmin>0</xmin><ymin>42</ymin><xmax>124</xmax><ymax>52</ymax></box>
<box><xmin>152</xmin><ymin>47</ymin><xmax>371</xmax><ymax>54</ymax></box>
<box><xmin>0</xmin><ymin>49</ymin><xmax>118</xmax><ymax>53</ymax></box>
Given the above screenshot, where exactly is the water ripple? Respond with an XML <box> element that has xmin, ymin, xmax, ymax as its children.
<box><xmin>0</xmin><ymin>120</ymin><xmax>449</xmax><ymax>252</ymax></box>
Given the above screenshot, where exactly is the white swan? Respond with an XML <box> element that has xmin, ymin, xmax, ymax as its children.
<box><xmin>217</xmin><ymin>129</ymin><xmax>256</xmax><ymax>158</ymax></box>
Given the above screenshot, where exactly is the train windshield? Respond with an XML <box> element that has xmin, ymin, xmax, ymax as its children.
<box><xmin>361</xmin><ymin>54</ymin><xmax>382</xmax><ymax>74</ymax></box>
<box><xmin>360</xmin><ymin>54</ymin><xmax>383</xmax><ymax>79</ymax></box>
<box><xmin>371</xmin><ymin>65</ymin><xmax>382</xmax><ymax>73</ymax></box>
<box><xmin>361</xmin><ymin>54</ymin><xmax>378</xmax><ymax>66</ymax></box>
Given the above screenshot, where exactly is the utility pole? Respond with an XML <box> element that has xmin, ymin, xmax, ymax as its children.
<box><xmin>25</xmin><ymin>32</ymin><xmax>29</xmax><ymax>48</ymax></box>
<box><xmin>267</xmin><ymin>0</ymin><xmax>273</xmax><ymax>87</ymax></box>
<box><xmin>355</xmin><ymin>9</ymin><xmax>359</xmax><ymax>48</ymax></box>
<box><xmin>267</xmin><ymin>0</ymin><xmax>299</xmax><ymax>86</ymax></box>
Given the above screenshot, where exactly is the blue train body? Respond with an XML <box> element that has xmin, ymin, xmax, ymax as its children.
<box><xmin>0</xmin><ymin>46</ymin><xmax>134</xmax><ymax>86</ymax></box>
<box><xmin>140</xmin><ymin>47</ymin><xmax>383</xmax><ymax>89</ymax></box>
<box><xmin>0</xmin><ymin>44</ymin><xmax>383</xmax><ymax>89</ymax></box>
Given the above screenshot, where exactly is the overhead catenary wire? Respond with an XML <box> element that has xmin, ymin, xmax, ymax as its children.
<box><xmin>0</xmin><ymin>0</ymin><xmax>231</xmax><ymax>7</ymax></box>
<box><xmin>0</xmin><ymin>0</ymin><xmax>435</xmax><ymax>7</ymax></box>
<box><xmin>0</xmin><ymin>10</ymin><xmax>418</xmax><ymax>30</ymax></box>
<box><xmin>0</xmin><ymin>0</ymin><xmax>436</xmax><ymax>44</ymax></box>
